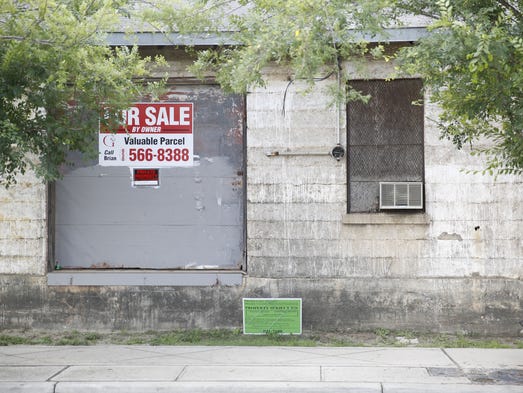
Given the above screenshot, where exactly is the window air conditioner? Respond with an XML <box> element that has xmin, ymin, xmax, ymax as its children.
<box><xmin>379</xmin><ymin>182</ymin><xmax>423</xmax><ymax>210</ymax></box>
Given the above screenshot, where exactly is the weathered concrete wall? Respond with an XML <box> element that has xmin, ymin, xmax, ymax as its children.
<box><xmin>0</xmin><ymin>275</ymin><xmax>520</xmax><ymax>335</ymax></box>
<box><xmin>0</xmin><ymin>58</ymin><xmax>521</xmax><ymax>335</ymax></box>
<box><xmin>0</xmin><ymin>172</ymin><xmax>47</xmax><ymax>276</ymax></box>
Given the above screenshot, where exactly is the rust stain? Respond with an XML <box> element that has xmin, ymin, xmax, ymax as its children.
<box><xmin>225</xmin><ymin>101</ymin><xmax>244</xmax><ymax>146</ymax></box>
<box><xmin>89</xmin><ymin>262</ymin><xmax>113</xmax><ymax>269</ymax></box>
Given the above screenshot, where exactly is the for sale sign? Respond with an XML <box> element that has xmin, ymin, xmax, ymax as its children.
<box><xmin>99</xmin><ymin>103</ymin><xmax>193</xmax><ymax>167</ymax></box>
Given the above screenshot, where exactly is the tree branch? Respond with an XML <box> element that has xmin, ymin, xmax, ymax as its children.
<box><xmin>0</xmin><ymin>35</ymin><xmax>53</xmax><ymax>45</ymax></box>
<box><xmin>496</xmin><ymin>0</ymin><xmax>523</xmax><ymax>21</ymax></box>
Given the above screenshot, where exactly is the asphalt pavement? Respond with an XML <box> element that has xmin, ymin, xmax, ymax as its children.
<box><xmin>0</xmin><ymin>345</ymin><xmax>522</xmax><ymax>392</ymax></box>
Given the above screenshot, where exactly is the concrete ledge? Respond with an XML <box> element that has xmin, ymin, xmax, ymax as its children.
<box><xmin>342</xmin><ymin>213</ymin><xmax>430</xmax><ymax>225</ymax></box>
<box><xmin>47</xmin><ymin>270</ymin><xmax>244</xmax><ymax>287</ymax></box>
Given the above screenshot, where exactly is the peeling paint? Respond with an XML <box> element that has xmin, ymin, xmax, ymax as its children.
<box><xmin>437</xmin><ymin>232</ymin><xmax>463</xmax><ymax>241</ymax></box>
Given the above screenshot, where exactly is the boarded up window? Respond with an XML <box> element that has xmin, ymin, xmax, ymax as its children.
<box><xmin>53</xmin><ymin>84</ymin><xmax>245</xmax><ymax>270</ymax></box>
<box><xmin>347</xmin><ymin>79</ymin><xmax>424</xmax><ymax>213</ymax></box>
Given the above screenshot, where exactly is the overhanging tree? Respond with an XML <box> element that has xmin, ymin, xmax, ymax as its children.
<box><xmin>2</xmin><ymin>0</ymin><xmax>521</xmax><ymax>182</ymax></box>
<box><xmin>0</xmin><ymin>0</ymin><xmax>162</xmax><ymax>186</ymax></box>
<box><xmin>146</xmin><ymin>0</ymin><xmax>396</xmax><ymax>95</ymax></box>
<box><xmin>148</xmin><ymin>0</ymin><xmax>522</xmax><ymax>175</ymax></box>
<box><xmin>398</xmin><ymin>0</ymin><xmax>523</xmax><ymax>174</ymax></box>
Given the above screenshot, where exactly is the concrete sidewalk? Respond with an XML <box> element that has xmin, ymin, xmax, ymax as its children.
<box><xmin>0</xmin><ymin>345</ymin><xmax>522</xmax><ymax>392</ymax></box>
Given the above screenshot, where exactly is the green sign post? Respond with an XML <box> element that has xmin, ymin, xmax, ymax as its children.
<box><xmin>243</xmin><ymin>298</ymin><xmax>302</xmax><ymax>335</ymax></box>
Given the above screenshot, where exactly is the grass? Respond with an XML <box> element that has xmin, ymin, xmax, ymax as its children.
<box><xmin>133</xmin><ymin>329</ymin><xmax>317</xmax><ymax>347</ymax></box>
<box><xmin>429</xmin><ymin>334</ymin><xmax>514</xmax><ymax>349</ymax></box>
<box><xmin>0</xmin><ymin>328</ymin><xmax>521</xmax><ymax>348</ymax></box>
<box><xmin>0</xmin><ymin>334</ymin><xmax>52</xmax><ymax>346</ymax></box>
<box><xmin>55</xmin><ymin>331</ymin><xmax>102</xmax><ymax>346</ymax></box>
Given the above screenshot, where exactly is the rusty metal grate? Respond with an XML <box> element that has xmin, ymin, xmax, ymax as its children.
<box><xmin>347</xmin><ymin>79</ymin><xmax>424</xmax><ymax>213</ymax></box>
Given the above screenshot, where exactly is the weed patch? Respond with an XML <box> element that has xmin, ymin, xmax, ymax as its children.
<box><xmin>0</xmin><ymin>328</ymin><xmax>521</xmax><ymax>348</ymax></box>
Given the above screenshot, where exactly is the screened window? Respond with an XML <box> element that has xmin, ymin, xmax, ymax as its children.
<box><xmin>347</xmin><ymin>79</ymin><xmax>424</xmax><ymax>213</ymax></box>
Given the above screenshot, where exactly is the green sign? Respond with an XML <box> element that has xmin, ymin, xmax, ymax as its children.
<box><xmin>243</xmin><ymin>298</ymin><xmax>302</xmax><ymax>335</ymax></box>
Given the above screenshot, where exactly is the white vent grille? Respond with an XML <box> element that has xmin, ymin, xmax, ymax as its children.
<box><xmin>379</xmin><ymin>182</ymin><xmax>423</xmax><ymax>210</ymax></box>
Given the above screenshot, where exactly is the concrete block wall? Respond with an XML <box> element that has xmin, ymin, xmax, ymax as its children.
<box><xmin>423</xmin><ymin>99</ymin><xmax>522</xmax><ymax>280</ymax></box>
<box><xmin>247</xmin><ymin>67</ymin><xmax>522</xmax><ymax>279</ymax></box>
<box><xmin>0</xmin><ymin>172</ymin><xmax>47</xmax><ymax>275</ymax></box>
<box><xmin>247</xmin><ymin>77</ymin><xmax>347</xmax><ymax>278</ymax></box>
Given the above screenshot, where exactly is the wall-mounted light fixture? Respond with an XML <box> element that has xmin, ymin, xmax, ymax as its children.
<box><xmin>330</xmin><ymin>144</ymin><xmax>345</xmax><ymax>161</ymax></box>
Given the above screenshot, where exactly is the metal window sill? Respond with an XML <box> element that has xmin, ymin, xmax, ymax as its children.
<box><xmin>47</xmin><ymin>270</ymin><xmax>245</xmax><ymax>287</ymax></box>
<box><xmin>342</xmin><ymin>213</ymin><xmax>430</xmax><ymax>225</ymax></box>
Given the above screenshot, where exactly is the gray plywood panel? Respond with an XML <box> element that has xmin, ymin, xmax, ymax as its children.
<box><xmin>55</xmin><ymin>225</ymin><xmax>243</xmax><ymax>269</ymax></box>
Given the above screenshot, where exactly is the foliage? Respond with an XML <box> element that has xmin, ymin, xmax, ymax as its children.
<box><xmin>0</xmin><ymin>0</ymin><xmax>163</xmax><ymax>186</ymax></box>
<box><xmin>1</xmin><ymin>0</ymin><xmax>521</xmax><ymax>180</ymax></box>
<box><xmin>397</xmin><ymin>0</ymin><xmax>523</xmax><ymax>175</ymax></box>
<box><xmin>147</xmin><ymin>0</ymin><xmax>396</xmax><ymax>98</ymax></box>
<box><xmin>148</xmin><ymin>0</ymin><xmax>523</xmax><ymax>175</ymax></box>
